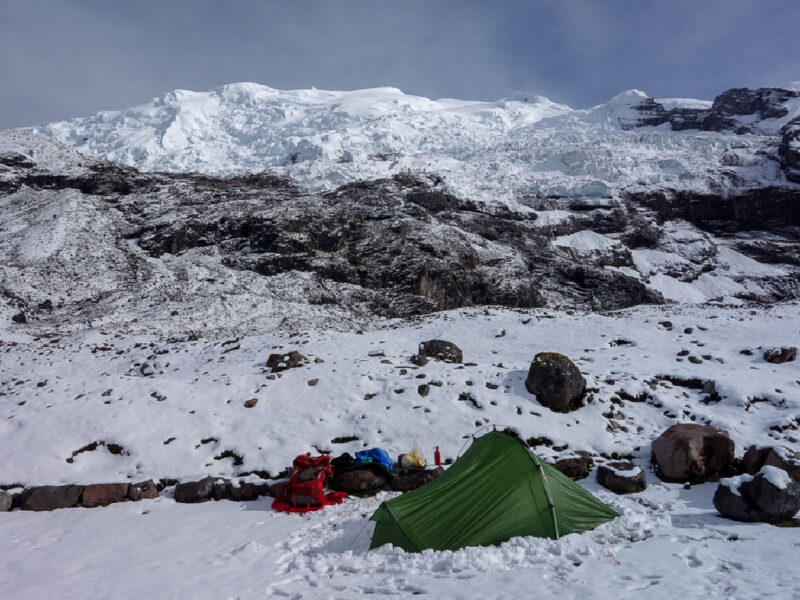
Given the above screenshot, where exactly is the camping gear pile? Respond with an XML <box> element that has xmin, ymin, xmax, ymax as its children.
<box><xmin>272</xmin><ymin>431</ymin><xmax>619</xmax><ymax>555</ymax></box>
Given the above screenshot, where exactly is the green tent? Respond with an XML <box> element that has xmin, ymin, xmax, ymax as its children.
<box><xmin>370</xmin><ymin>430</ymin><xmax>618</xmax><ymax>552</ymax></box>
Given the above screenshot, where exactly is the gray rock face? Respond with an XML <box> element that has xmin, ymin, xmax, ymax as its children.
<box><xmin>628</xmin><ymin>87</ymin><xmax>800</xmax><ymax>134</ymax></box>
<box><xmin>714</xmin><ymin>467</ymin><xmax>800</xmax><ymax>523</ymax></box>
<box><xmin>763</xmin><ymin>347</ymin><xmax>797</xmax><ymax>364</ymax></box>
<box><xmin>2</xmin><ymin>130</ymin><xmax>799</xmax><ymax>339</ymax></box>
<box><xmin>780</xmin><ymin>119</ymin><xmax>800</xmax><ymax>183</ymax></box>
<box><xmin>597</xmin><ymin>461</ymin><xmax>647</xmax><ymax>494</ymax></box>
<box><xmin>174</xmin><ymin>477</ymin><xmax>215</xmax><ymax>503</ymax></box>
<box><xmin>21</xmin><ymin>485</ymin><xmax>83</xmax><ymax>511</ymax></box>
<box><xmin>652</xmin><ymin>423</ymin><xmax>735</xmax><ymax>482</ymax></box>
<box><xmin>525</xmin><ymin>352</ymin><xmax>586</xmax><ymax>412</ymax></box>
<box><xmin>0</xmin><ymin>491</ymin><xmax>12</xmax><ymax>512</ymax></box>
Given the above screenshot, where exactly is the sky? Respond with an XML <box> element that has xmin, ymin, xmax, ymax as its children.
<box><xmin>1</xmin><ymin>0</ymin><xmax>799</xmax><ymax>129</ymax></box>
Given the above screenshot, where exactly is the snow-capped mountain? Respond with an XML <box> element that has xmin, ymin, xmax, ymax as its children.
<box><xmin>28</xmin><ymin>83</ymin><xmax>800</xmax><ymax>206</ymax></box>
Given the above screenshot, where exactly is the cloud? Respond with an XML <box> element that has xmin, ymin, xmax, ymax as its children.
<box><xmin>1</xmin><ymin>0</ymin><xmax>798</xmax><ymax>128</ymax></box>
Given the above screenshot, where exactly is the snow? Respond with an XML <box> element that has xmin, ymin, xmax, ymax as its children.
<box><xmin>654</xmin><ymin>98</ymin><xmax>714</xmax><ymax>110</ymax></box>
<box><xmin>2</xmin><ymin>299</ymin><xmax>800</xmax><ymax>597</ymax></box>
<box><xmin>761</xmin><ymin>465</ymin><xmax>793</xmax><ymax>490</ymax></box>
<box><xmin>554</xmin><ymin>230</ymin><xmax>620</xmax><ymax>252</ymax></box>
<box><xmin>24</xmin><ymin>83</ymin><xmax>800</xmax><ymax>207</ymax></box>
<box><xmin>1</xmin><ymin>471</ymin><xmax>798</xmax><ymax>598</ymax></box>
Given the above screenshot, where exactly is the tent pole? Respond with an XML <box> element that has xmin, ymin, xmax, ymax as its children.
<box><xmin>533</xmin><ymin>456</ymin><xmax>560</xmax><ymax>539</ymax></box>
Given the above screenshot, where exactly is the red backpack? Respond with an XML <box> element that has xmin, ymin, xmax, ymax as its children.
<box><xmin>283</xmin><ymin>454</ymin><xmax>332</xmax><ymax>508</ymax></box>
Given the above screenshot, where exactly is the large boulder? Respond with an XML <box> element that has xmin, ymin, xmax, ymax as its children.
<box><xmin>174</xmin><ymin>477</ymin><xmax>215</xmax><ymax>503</ymax></box>
<box><xmin>411</xmin><ymin>339</ymin><xmax>463</xmax><ymax>366</ymax></box>
<box><xmin>714</xmin><ymin>466</ymin><xmax>800</xmax><ymax>523</ymax></box>
<box><xmin>525</xmin><ymin>352</ymin><xmax>586</xmax><ymax>412</ymax></box>
<box><xmin>266</xmin><ymin>351</ymin><xmax>307</xmax><ymax>373</ymax></box>
<box><xmin>128</xmin><ymin>479</ymin><xmax>159</xmax><ymax>501</ymax></box>
<box><xmin>390</xmin><ymin>467</ymin><xmax>444</xmax><ymax>492</ymax></box>
<box><xmin>652</xmin><ymin>423</ymin><xmax>735</xmax><ymax>482</ymax></box>
<box><xmin>597</xmin><ymin>461</ymin><xmax>647</xmax><ymax>494</ymax></box>
<box><xmin>81</xmin><ymin>483</ymin><xmax>130</xmax><ymax>508</ymax></box>
<box><xmin>21</xmin><ymin>485</ymin><xmax>83</xmax><ymax>511</ymax></box>
<box><xmin>764</xmin><ymin>347</ymin><xmax>797</xmax><ymax>364</ymax></box>
<box><xmin>330</xmin><ymin>464</ymin><xmax>391</xmax><ymax>496</ymax></box>
<box><xmin>0</xmin><ymin>491</ymin><xmax>12</xmax><ymax>512</ymax></box>
<box><xmin>743</xmin><ymin>445</ymin><xmax>800</xmax><ymax>483</ymax></box>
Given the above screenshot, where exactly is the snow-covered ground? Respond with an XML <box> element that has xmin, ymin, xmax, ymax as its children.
<box><xmin>2</xmin><ymin>303</ymin><xmax>799</xmax><ymax>598</ymax></box>
<box><xmin>26</xmin><ymin>83</ymin><xmax>800</xmax><ymax>206</ymax></box>
<box><xmin>2</xmin><ymin>481</ymin><xmax>798</xmax><ymax>599</ymax></box>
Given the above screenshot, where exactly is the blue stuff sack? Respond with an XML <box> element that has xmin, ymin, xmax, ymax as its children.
<box><xmin>355</xmin><ymin>448</ymin><xmax>394</xmax><ymax>470</ymax></box>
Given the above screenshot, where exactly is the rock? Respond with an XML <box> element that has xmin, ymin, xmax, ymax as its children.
<box><xmin>21</xmin><ymin>485</ymin><xmax>83</xmax><ymax>511</ymax></box>
<box><xmin>128</xmin><ymin>479</ymin><xmax>159</xmax><ymax>501</ymax></box>
<box><xmin>525</xmin><ymin>352</ymin><xmax>586</xmax><ymax>412</ymax></box>
<box><xmin>229</xmin><ymin>482</ymin><xmax>269</xmax><ymax>501</ymax></box>
<box><xmin>0</xmin><ymin>491</ymin><xmax>12</xmax><ymax>512</ymax></box>
<box><xmin>330</xmin><ymin>465</ymin><xmax>391</xmax><ymax>496</ymax></box>
<box><xmin>652</xmin><ymin>423</ymin><xmax>735</xmax><ymax>482</ymax></box>
<box><xmin>266</xmin><ymin>351</ymin><xmax>307</xmax><ymax>372</ymax></box>
<box><xmin>715</xmin><ymin>466</ymin><xmax>800</xmax><ymax>523</ymax></box>
<box><xmin>743</xmin><ymin>445</ymin><xmax>800</xmax><ymax>483</ymax></box>
<box><xmin>11</xmin><ymin>312</ymin><xmax>27</xmax><ymax>324</ymax></box>
<box><xmin>38</xmin><ymin>299</ymin><xmax>54</xmax><ymax>310</ymax></box>
<box><xmin>552</xmin><ymin>453</ymin><xmax>593</xmax><ymax>480</ymax></box>
<box><xmin>390</xmin><ymin>467</ymin><xmax>444</xmax><ymax>491</ymax></box>
<box><xmin>417</xmin><ymin>384</ymin><xmax>429</xmax><ymax>397</ymax></box>
<box><xmin>213</xmin><ymin>479</ymin><xmax>232</xmax><ymax>500</ymax></box>
<box><xmin>243</xmin><ymin>398</ymin><xmax>258</xmax><ymax>408</ymax></box>
<box><xmin>81</xmin><ymin>482</ymin><xmax>130</xmax><ymax>508</ymax></box>
<box><xmin>597</xmin><ymin>461</ymin><xmax>646</xmax><ymax>494</ymax></box>
<box><xmin>139</xmin><ymin>363</ymin><xmax>155</xmax><ymax>376</ymax></box>
<box><xmin>268</xmin><ymin>481</ymin><xmax>287</xmax><ymax>498</ymax></box>
<box><xmin>413</xmin><ymin>339</ymin><xmax>463</xmax><ymax>364</ymax></box>
<box><xmin>764</xmin><ymin>347</ymin><xmax>797</xmax><ymax>364</ymax></box>
<box><xmin>713</xmin><ymin>482</ymin><xmax>767</xmax><ymax>522</ymax></box>
<box><xmin>174</xmin><ymin>477</ymin><xmax>215</xmax><ymax>503</ymax></box>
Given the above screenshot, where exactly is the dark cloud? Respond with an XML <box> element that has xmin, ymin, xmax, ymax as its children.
<box><xmin>1</xmin><ymin>0</ymin><xmax>798</xmax><ymax>128</ymax></box>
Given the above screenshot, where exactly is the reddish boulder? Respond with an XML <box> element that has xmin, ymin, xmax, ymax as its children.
<box><xmin>128</xmin><ymin>480</ymin><xmax>159</xmax><ymax>501</ymax></box>
<box><xmin>81</xmin><ymin>483</ymin><xmax>130</xmax><ymax>508</ymax></box>
<box><xmin>652</xmin><ymin>423</ymin><xmax>735</xmax><ymax>482</ymax></box>
<box><xmin>551</xmin><ymin>452</ymin><xmax>594</xmax><ymax>480</ymax></box>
